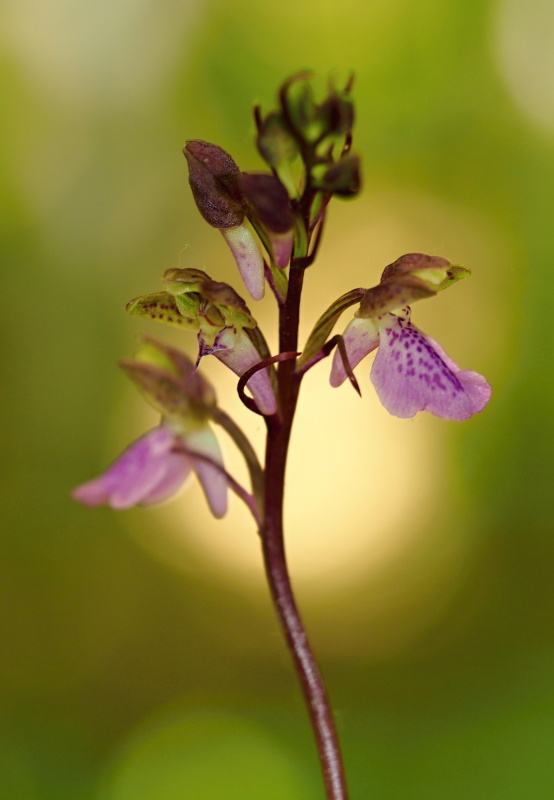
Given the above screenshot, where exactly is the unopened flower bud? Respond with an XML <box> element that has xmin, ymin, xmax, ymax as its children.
<box><xmin>183</xmin><ymin>140</ymin><xmax>244</xmax><ymax>229</ymax></box>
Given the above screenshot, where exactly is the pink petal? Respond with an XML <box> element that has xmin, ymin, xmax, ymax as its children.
<box><xmin>221</xmin><ymin>223</ymin><xmax>265</xmax><ymax>300</ymax></box>
<box><xmin>72</xmin><ymin>427</ymin><xmax>180</xmax><ymax>509</ymax></box>
<box><xmin>370</xmin><ymin>312</ymin><xmax>492</xmax><ymax>420</ymax></box>
<box><xmin>330</xmin><ymin>316</ymin><xmax>379</xmax><ymax>387</ymax></box>
<box><xmin>186</xmin><ymin>427</ymin><xmax>228</xmax><ymax>518</ymax></box>
<box><xmin>140</xmin><ymin>454</ymin><xmax>192</xmax><ymax>505</ymax></box>
<box><xmin>215</xmin><ymin>329</ymin><xmax>277</xmax><ymax>415</ymax></box>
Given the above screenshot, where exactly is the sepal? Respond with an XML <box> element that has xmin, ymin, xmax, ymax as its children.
<box><xmin>163</xmin><ymin>267</ymin><xmax>257</xmax><ymax>332</ymax></box>
<box><xmin>182</xmin><ymin>426</ymin><xmax>228</xmax><ymax>518</ymax></box>
<box><xmin>220</xmin><ymin>223</ymin><xmax>265</xmax><ymax>300</ymax></box>
<box><xmin>120</xmin><ymin>338</ymin><xmax>216</xmax><ymax>427</ymax></box>
<box><xmin>240</xmin><ymin>173</ymin><xmax>295</xmax><ymax>268</ymax></box>
<box><xmin>126</xmin><ymin>292</ymin><xmax>200</xmax><ymax>331</ymax></box>
<box><xmin>358</xmin><ymin>253</ymin><xmax>465</xmax><ymax>319</ymax></box>
<box><xmin>183</xmin><ymin>140</ymin><xmax>244</xmax><ymax>228</ymax></box>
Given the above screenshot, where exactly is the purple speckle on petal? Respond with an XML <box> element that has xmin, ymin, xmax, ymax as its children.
<box><xmin>370</xmin><ymin>312</ymin><xmax>492</xmax><ymax>420</ymax></box>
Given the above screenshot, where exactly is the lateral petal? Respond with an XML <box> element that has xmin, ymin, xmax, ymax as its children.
<box><xmin>186</xmin><ymin>426</ymin><xmax>228</xmax><ymax>518</ymax></box>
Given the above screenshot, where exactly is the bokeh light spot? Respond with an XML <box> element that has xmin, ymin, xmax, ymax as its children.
<box><xmin>493</xmin><ymin>0</ymin><xmax>554</xmax><ymax>133</ymax></box>
<box><xmin>98</xmin><ymin>709</ymin><xmax>317</xmax><ymax>800</ymax></box>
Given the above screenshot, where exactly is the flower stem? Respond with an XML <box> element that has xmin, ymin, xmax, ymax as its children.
<box><xmin>260</xmin><ymin>260</ymin><xmax>349</xmax><ymax>800</ymax></box>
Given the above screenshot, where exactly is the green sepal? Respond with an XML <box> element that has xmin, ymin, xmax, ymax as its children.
<box><xmin>297</xmin><ymin>287</ymin><xmax>366</xmax><ymax>369</ymax></box>
<box><xmin>357</xmin><ymin>277</ymin><xmax>436</xmax><ymax>319</ymax></box>
<box><xmin>380</xmin><ymin>253</ymin><xmax>452</xmax><ymax>284</ymax></box>
<box><xmin>125</xmin><ymin>291</ymin><xmax>200</xmax><ymax>331</ymax></box>
<box><xmin>131</xmin><ymin>336</ymin><xmax>216</xmax><ymax>406</ymax></box>
<box><xmin>436</xmin><ymin>264</ymin><xmax>471</xmax><ymax>291</ymax></box>
<box><xmin>163</xmin><ymin>268</ymin><xmax>257</xmax><ymax>331</ymax></box>
<box><xmin>357</xmin><ymin>253</ymin><xmax>471</xmax><ymax>319</ymax></box>
<box><xmin>120</xmin><ymin>339</ymin><xmax>216</xmax><ymax>430</ymax></box>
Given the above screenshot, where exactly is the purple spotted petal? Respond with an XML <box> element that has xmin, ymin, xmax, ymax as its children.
<box><xmin>215</xmin><ymin>328</ymin><xmax>277</xmax><ymax>415</ymax></box>
<box><xmin>371</xmin><ymin>312</ymin><xmax>492</xmax><ymax>420</ymax></box>
<box><xmin>330</xmin><ymin>316</ymin><xmax>379</xmax><ymax>387</ymax></box>
<box><xmin>186</xmin><ymin>427</ymin><xmax>228</xmax><ymax>518</ymax></box>
<box><xmin>72</xmin><ymin>426</ymin><xmax>187</xmax><ymax>510</ymax></box>
<box><xmin>221</xmin><ymin>223</ymin><xmax>265</xmax><ymax>301</ymax></box>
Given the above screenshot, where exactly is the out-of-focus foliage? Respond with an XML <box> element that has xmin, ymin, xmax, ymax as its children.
<box><xmin>1</xmin><ymin>0</ymin><xmax>554</xmax><ymax>797</ymax></box>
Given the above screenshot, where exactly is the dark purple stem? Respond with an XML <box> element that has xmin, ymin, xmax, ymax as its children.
<box><xmin>260</xmin><ymin>260</ymin><xmax>349</xmax><ymax>800</ymax></box>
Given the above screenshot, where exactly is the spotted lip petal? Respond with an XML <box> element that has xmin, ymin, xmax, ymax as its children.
<box><xmin>370</xmin><ymin>312</ymin><xmax>491</xmax><ymax>420</ymax></box>
<box><xmin>330</xmin><ymin>316</ymin><xmax>379</xmax><ymax>387</ymax></box>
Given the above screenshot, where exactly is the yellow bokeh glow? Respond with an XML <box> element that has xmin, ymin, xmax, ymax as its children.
<box><xmin>128</xmin><ymin>187</ymin><xmax>502</xmax><ymax>597</ymax></box>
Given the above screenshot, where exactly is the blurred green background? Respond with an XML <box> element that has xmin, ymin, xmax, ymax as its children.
<box><xmin>2</xmin><ymin>0</ymin><xmax>554</xmax><ymax>797</ymax></box>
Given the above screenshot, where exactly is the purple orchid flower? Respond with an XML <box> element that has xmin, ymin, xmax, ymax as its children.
<box><xmin>72</xmin><ymin>423</ymin><xmax>228</xmax><ymax>517</ymax></box>
<box><xmin>330</xmin><ymin>306</ymin><xmax>491</xmax><ymax>420</ymax></box>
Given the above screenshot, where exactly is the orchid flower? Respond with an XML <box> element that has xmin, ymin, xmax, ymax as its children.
<box><xmin>72</xmin><ymin>423</ymin><xmax>227</xmax><ymax>516</ymax></box>
<box><xmin>73</xmin><ymin>338</ymin><xmax>230</xmax><ymax>516</ymax></box>
<box><xmin>328</xmin><ymin>254</ymin><xmax>492</xmax><ymax>420</ymax></box>
<box><xmin>127</xmin><ymin>268</ymin><xmax>278</xmax><ymax>416</ymax></box>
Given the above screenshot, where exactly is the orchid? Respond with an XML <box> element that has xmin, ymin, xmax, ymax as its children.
<box><xmin>73</xmin><ymin>338</ymin><xmax>231</xmax><ymax>516</ymax></box>
<box><xmin>74</xmin><ymin>74</ymin><xmax>493</xmax><ymax>800</ymax></box>
<box><xmin>329</xmin><ymin>254</ymin><xmax>492</xmax><ymax>420</ymax></box>
<box><xmin>72</xmin><ymin>423</ymin><xmax>227</xmax><ymax>516</ymax></box>
<box><xmin>126</xmin><ymin>267</ymin><xmax>278</xmax><ymax>415</ymax></box>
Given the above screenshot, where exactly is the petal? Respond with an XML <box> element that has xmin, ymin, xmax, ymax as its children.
<box><xmin>72</xmin><ymin>426</ymin><xmax>178</xmax><ymax>509</ymax></box>
<box><xmin>330</xmin><ymin>316</ymin><xmax>379</xmax><ymax>387</ymax></box>
<box><xmin>215</xmin><ymin>330</ymin><xmax>277</xmax><ymax>415</ymax></box>
<box><xmin>186</xmin><ymin>427</ymin><xmax>228</xmax><ymax>518</ymax></box>
<box><xmin>140</xmin><ymin>454</ymin><xmax>192</xmax><ymax>505</ymax></box>
<box><xmin>221</xmin><ymin>223</ymin><xmax>265</xmax><ymax>301</ymax></box>
<box><xmin>370</xmin><ymin>312</ymin><xmax>492</xmax><ymax>420</ymax></box>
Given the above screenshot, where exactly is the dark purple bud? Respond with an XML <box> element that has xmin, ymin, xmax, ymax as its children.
<box><xmin>240</xmin><ymin>173</ymin><xmax>295</xmax><ymax>233</ymax></box>
<box><xmin>317</xmin><ymin>153</ymin><xmax>361</xmax><ymax>197</ymax></box>
<box><xmin>317</xmin><ymin>92</ymin><xmax>355</xmax><ymax>138</ymax></box>
<box><xmin>183</xmin><ymin>140</ymin><xmax>244</xmax><ymax>229</ymax></box>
